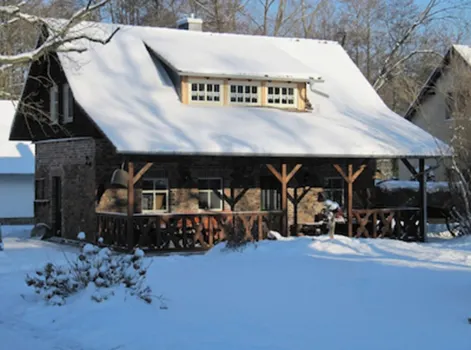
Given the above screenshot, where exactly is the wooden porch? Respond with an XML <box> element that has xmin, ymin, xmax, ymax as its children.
<box><xmin>94</xmin><ymin>157</ymin><xmax>429</xmax><ymax>251</ymax></box>
<box><xmin>96</xmin><ymin>210</ymin><xmax>283</xmax><ymax>251</ymax></box>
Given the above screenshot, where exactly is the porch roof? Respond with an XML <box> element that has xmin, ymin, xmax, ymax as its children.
<box><xmin>54</xmin><ymin>21</ymin><xmax>449</xmax><ymax>159</ymax></box>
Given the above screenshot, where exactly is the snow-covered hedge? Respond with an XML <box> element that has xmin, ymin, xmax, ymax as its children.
<box><xmin>25</xmin><ymin>233</ymin><xmax>152</xmax><ymax>306</ymax></box>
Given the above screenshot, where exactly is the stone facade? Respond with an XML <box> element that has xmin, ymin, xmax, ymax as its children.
<box><xmin>376</xmin><ymin>159</ymin><xmax>396</xmax><ymax>179</ymax></box>
<box><xmin>35</xmin><ymin>138</ymin><xmax>96</xmax><ymax>240</ymax></box>
<box><xmin>35</xmin><ymin>136</ymin><xmax>376</xmax><ymax>239</ymax></box>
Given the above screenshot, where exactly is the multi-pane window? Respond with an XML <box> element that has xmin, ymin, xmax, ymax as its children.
<box><xmin>50</xmin><ymin>84</ymin><xmax>59</xmax><ymax>123</ymax></box>
<box><xmin>190</xmin><ymin>81</ymin><xmax>221</xmax><ymax>103</ymax></box>
<box><xmin>62</xmin><ymin>83</ymin><xmax>74</xmax><ymax>124</ymax></box>
<box><xmin>142</xmin><ymin>178</ymin><xmax>169</xmax><ymax>212</ymax></box>
<box><xmin>324</xmin><ymin>177</ymin><xmax>344</xmax><ymax>206</ymax></box>
<box><xmin>198</xmin><ymin>178</ymin><xmax>223</xmax><ymax>210</ymax></box>
<box><xmin>229</xmin><ymin>84</ymin><xmax>260</xmax><ymax>104</ymax></box>
<box><xmin>266</xmin><ymin>84</ymin><xmax>297</xmax><ymax>107</ymax></box>
<box><xmin>260</xmin><ymin>175</ymin><xmax>281</xmax><ymax>211</ymax></box>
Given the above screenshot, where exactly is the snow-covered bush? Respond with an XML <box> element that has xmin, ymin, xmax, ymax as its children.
<box><xmin>25</xmin><ymin>233</ymin><xmax>152</xmax><ymax>306</ymax></box>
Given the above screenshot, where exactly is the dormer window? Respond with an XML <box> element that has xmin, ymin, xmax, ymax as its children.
<box><xmin>189</xmin><ymin>80</ymin><xmax>222</xmax><ymax>104</ymax></box>
<box><xmin>184</xmin><ymin>78</ymin><xmax>303</xmax><ymax>110</ymax></box>
<box><xmin>266</xmin><ymin>83</ymin><xmax>297</xmax><ymax>108</ymax></box>
<box><xmin>229</xmin><ymin>83</ymin><xmax>260</xmax><ymax>105</ymax></box>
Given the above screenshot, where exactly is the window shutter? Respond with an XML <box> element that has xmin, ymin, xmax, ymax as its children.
<box><xmin>50</xmin><ymin>84</ymin><xmax>59</xmax><ymax>123</ymax></box>
<box><xmin>63</xmin><ymin>83</ymin><xmax>73</xmax><ymax>124</ymax></box>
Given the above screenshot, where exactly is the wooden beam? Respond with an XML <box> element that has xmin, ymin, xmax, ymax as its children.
<box><xmin>401</xmin><ymin>158</ymin><xmax>418</xmax><ymax>177</ymax></box>
<box><xmin>352</xmin><ymin>164</ymin><xmax>367</xmax><ymax>183</ymax></box>
<box><xmin>127</xmin><ymin>161</ymin><xmax>135</xmax><ymax>250</ymax></box>
<box><xmin>288</xmin><ymin>186</ymin><xmax>311</xmax><ymax>204</ymax></box>
<box><xmin>266</xmin><ymin>164</ymin><xmax>282</xmax><ymax>183</ymax></box>
<box><xmin>133</xmin><ymin>162</ymin><xmax>154</xmax><ymax>185</ymax></box>
<box><xmin>233</xmin><ymin>188</ymin><xmax>249</xmax><ymax>206</ymax></box>
<box><xmin>418</xmin><ymin>158</ymin><xmax>427</xmax><ymax>242</ymax></box>
<box><xmin>347</xmin><ymin>164</ymin><xmax>353</xmax><ymax>238</ymax></box>
<box><xmin>286</xmin><ymin>164</ymin><xmax>303</xmax><ymax>183</ymax></box>
<box><xmin>333</xmin><ymin>164</ymin><xmax>348</xmax><ymax>182</ymax></box>
<box><xmin>281</xmin><ymin>164</ymin><xmax>288</xmax><ymax>237</ymax></box>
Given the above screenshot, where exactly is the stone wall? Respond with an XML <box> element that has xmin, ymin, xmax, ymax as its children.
<box><xmin>376</xmin><ymin>159</ymin><xmax>396</xmax><ymax>179</ymax></box>
<box><xmin>35</xmin><ymin>138</ymin><xmax>96</xmax><ymax>240</ymax></box>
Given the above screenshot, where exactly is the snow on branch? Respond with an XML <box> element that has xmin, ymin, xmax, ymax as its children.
<box><xmin>0</xmin><ymin>0</ymin><xmax>117</xmax><ymax>69</ymax></box>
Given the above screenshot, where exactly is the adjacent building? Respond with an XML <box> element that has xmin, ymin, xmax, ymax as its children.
<box><xmin>0</xmin><ymin>100</ymin><xmax>34</xmax><ymax>224</ymax></box>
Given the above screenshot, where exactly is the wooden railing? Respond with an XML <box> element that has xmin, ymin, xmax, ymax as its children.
<box><xmin>352</xmin><ymin>207</ymin><xmax>420</xmax><ymax>240</ymax></box>
<box><xmin>96</xmin><ymin>211</ymin><xmax>283</xmax><ymax>251</ymax></box>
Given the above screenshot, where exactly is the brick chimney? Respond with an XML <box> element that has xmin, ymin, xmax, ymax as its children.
<box><xmin>176</xmin><ymin>13</ymin><xmax>203</xmax><ymax>31</ymax></box>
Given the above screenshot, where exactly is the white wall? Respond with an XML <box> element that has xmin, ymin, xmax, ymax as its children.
<box><xmin>0</xmin><ymin>174</ymin><xmax>34</xmax><ymax>218</ymax></box>
<box><xmin>399</xmin><ymin>71</ymin><xmax>453</xmax><ymax>181</ymax></box>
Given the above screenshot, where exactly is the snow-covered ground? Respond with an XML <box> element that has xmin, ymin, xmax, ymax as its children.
<box><xmin>1</xmin><ymin>226</ymin><xmax>471</xmax><ymax>350</ymax></box>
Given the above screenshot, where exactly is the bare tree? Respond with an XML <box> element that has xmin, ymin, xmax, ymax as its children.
<box><xmin>372</xmin><ymin>0</ymin><xmax>471</xmax><ymax>92</ymax></box>
<box><xmin>0</xmin><ymin>1</ymin><xmax>116</xmax><ymax>68</ymax></box>
<box><xmin>435</xmin><ymin>52</ymin><xmax>471</xmax><ymax>235</ymax></box>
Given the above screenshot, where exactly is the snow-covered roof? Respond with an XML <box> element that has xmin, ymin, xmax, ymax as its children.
<box><xmin>0</xmin><ymin>100</ymin><xmax>34</xmax><ymax>174</ymax></box>
<box><xmin>405</xmin><ymin>44</ymin><xmax>471</xmax><ymax>121</ymax></box>
<box><xmin>451</xmin><ymin>44</ymin><xmax>471</xmax><ymax>64</ymax></box>
<box><xmin>54</xmin><ymin>21</ymin><xmax>449</xmax><ymax>158</ymax></box>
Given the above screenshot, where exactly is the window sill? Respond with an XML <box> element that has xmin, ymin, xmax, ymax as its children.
<box><xmin>197</xmin><ymin>208</ymin><xmax>224</xmax><ymax>213</ymax></box>
<box><xmin>140</xmin><ymin>210</ymin><xmax>168</xmax><ymax>214</ymax></box>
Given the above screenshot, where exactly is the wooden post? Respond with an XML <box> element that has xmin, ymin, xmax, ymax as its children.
<box><xmin>281</xmin><ymin>164</ymin><xmax>288</xmax><ymax>236</ymax></box>
<box><xmin>127</xmin><ymin>161</ymin><xmax>134</xmax><ymax>250</ymax></box>
<box><xmin>418</xmin><ymin>158</ymin><xmax>427</xmax><ymax>242</ymax></box>
<box><xmin>347</xmin><ymin>164</ymin><xmax>353</xmax><ymax>238</ymax></box>
<box><xmin>293</xmin><ymin>187</ymin><xmax>298</xmax><ymax>236</ymax></box>
<box><xmin>333</xmin><ymin>161</ymin><xmax>367</xmax><ymax>238</ymax></box>
<box><xmin>266</xmin><ymin>163</ymin><xmax>302</xmax><ymax>237</ymax></box>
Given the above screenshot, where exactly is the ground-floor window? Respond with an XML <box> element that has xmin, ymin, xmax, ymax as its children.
<box><xmin>142</xmin><ymin>178</ymin><xmax>169</xmax><ymax>212</ymax></box>
<box><xmin>260</xmin><ymin>175</ymin><xmax>281</xmax><ymax>210</ymax></box>
<box><xmin>324</xmin><ymin>177</ymin><xmax>344</xmax><ymax>206</ymax></box>
<box><xmin>198</xmin><ymin>178</ymin><xmax>223</xmax><ymax>210</ymax></box>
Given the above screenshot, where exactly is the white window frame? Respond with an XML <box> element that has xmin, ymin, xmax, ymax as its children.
<box><xmin>141</xmin><ymin>178</ymin><xmax>169</xmax><ymax>213</ymax></box>
<box><xmin>229</xmin><ymin>82</ymin><xmax>261</xmax><ymax>106</ymax></box>
<box><xmin>324</xmin><ymin>176</ymin><xmax>344</xmax><ymax>206</ymax></box>
<box><xmin>62</xmin><ymin>83</ymin><xmax>73</xmax><ymax>124</ymax></box>
<box><xmin>266</xmin><ymin>82</ymin><xmax>298</xmax><ymax>108</ymax></box>
<box><xmin>50</xmin><ymin>83</ymin><xmax>59</xmax><ymax>124</ymax></box>
<box><xmin>198</xmin><ymin>177</ymin><xmax>223</xmax><ymax>211</ymax></box>
<box><xmin>188</xmin><ymin>79</ymin><xmax>224</xmax><ymax>105</ymax></box>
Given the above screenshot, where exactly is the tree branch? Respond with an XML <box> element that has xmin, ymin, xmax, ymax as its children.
<box><xmin>374</xmin><ymin>50</ymin><xmax>444</xmax><ymax>91</ymax></box>
<box><xmin>0</xmin><ymin>0</ymin><xmax>115</xmax><ymax>68</ymax></box>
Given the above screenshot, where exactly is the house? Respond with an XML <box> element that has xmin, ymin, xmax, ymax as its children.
<box><xmin>9</xmin><ymin>17</ymin><xmax>447</xmax><ymax>249</ymax></box>
<box><xmin>0</xmin><ymin>100</ymin><xmax>34</xmax><ymax>224</ymax></box>
<box><xmin>401</xmin><ymin>45</ymin><xmax>471</xmax><ymax>181</ymax></box>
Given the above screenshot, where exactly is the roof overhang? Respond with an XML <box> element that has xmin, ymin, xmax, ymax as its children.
<box><xmin>145</xmin><ymin>43</ymin><xmax>323</xmax><ymax>83</ymax></box>
<box><xmin>178</xmin><ymin>71</ymin><xmax>322</xmax><ymax>83</ymax></box>
<box><xmin>116</xmin><ymin>149</ymin><xmax>451</xmax><ymax>160</ymax></box>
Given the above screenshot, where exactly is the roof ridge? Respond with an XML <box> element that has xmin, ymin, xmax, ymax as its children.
<box><xmin>66</xmin><ymin>18</ymin><xmax>340</xmax><ymax>45</ymax></box>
